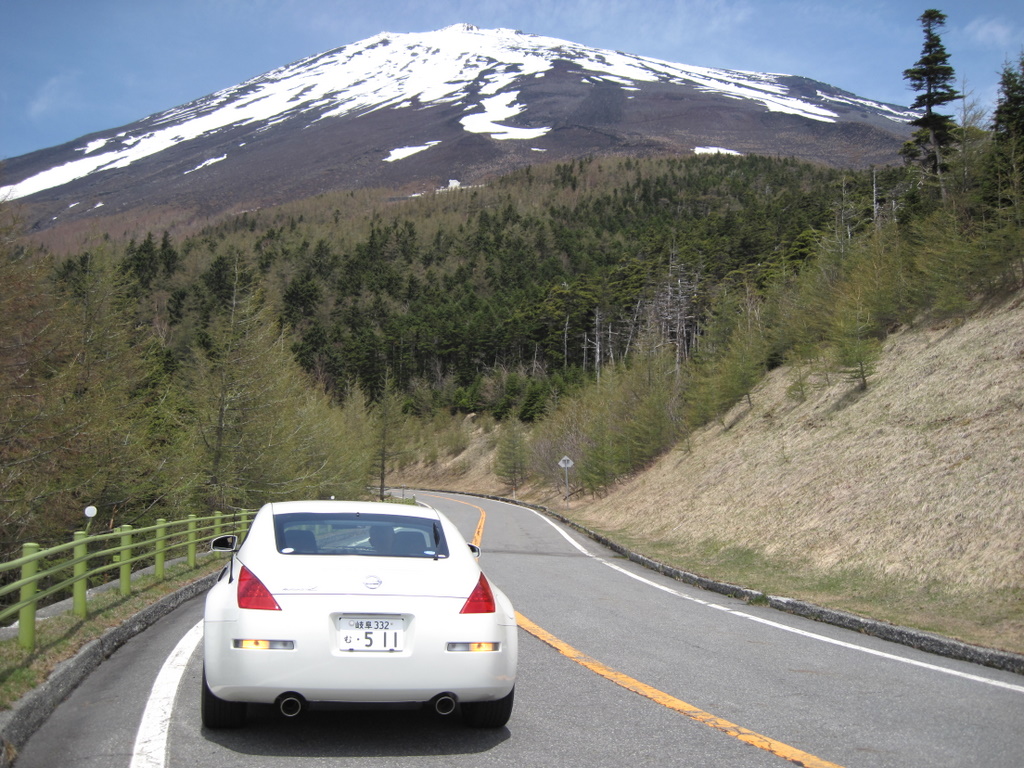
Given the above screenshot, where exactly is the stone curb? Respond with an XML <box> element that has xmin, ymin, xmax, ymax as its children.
<box><xmin>0</xmin><ymin>569</ymin><xmax>221</xmax><ymax>767</ymax></box>
<box><xmin>434</xmin><ymin>489</ymin><xmax>1024</xmax><ymax>677</ymax></box>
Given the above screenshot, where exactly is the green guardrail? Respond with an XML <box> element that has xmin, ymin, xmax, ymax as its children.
<box><xmin>0</xmin><ymin>510</ymin><xmax>251</xmax><ymax>652</ymax></box>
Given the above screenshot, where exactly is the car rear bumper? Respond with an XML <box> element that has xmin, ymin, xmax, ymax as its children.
<box><xmin>204</xmin><ymin>594</ymin><xmax>517</xmax><ymax>705</ymax></box>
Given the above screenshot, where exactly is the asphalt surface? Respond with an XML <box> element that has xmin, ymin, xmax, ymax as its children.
<box><xmin>4</xmin><ymin>492</ymin><xmax>1024</xmax><ymax>767</ymax></box>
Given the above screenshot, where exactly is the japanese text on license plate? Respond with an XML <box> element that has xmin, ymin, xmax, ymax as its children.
<box><xmin>339</xmin><ymin>615</ymin><xmax>405</xmax><ymax>652</ymax></box>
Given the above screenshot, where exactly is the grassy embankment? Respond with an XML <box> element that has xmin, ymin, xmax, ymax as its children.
<box><xmin>0</xmin><ymin>559</ymin><xmax>225</xmax><ymax>710</ymax></box>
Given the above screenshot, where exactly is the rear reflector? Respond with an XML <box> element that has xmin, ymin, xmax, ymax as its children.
<box><xmin>237</xmin><ymin>565</ymin><xmax>282</xmax><ymax>611</ymax></box>
<box><xmin>447</xmin><ymin>642</ymin><xmax>500</xmax><ymax>652</ymax></box>
<box><xmin>460</xmin><ymin>573</ymin><xmax>496</xmax><ymax>614</ymax></box>
<box><xmin>234</xmin><ymin>639</ymin><xmax>295</xmax><ymax>650</ymax></box>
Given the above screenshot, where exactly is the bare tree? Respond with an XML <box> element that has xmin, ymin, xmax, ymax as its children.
<box><xmin>371</xmin><ymin>373</ymin><xmax>407</xmax><ymax>500</ymax></box>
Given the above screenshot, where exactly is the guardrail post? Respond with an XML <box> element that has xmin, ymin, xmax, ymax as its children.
<box><xmin>73</xmin><ymin>531</ymin><xmax>88</xmax><ymax>619</ymax></box>
<box><xmin>119</xmin><ymin>524</ymin><xmax>133</xmax><ymax>596</ymax></box>
<box><xmin>155</xmin><ymin>518</ymin><xmax>167</xmax><ymax>579</ymax></box>
<box><xmin>213</xmin><ymin>510</ymin><xmax>222</xmax><ymax>538</ymax></box>
<box><xmin>18</xmin><ymin>543</ymin><xmax>40</xmax><ymax>651</ymax></box>
<box><xmin>187</xmin><ymin>514</ymin><xmax>197</xmax><ymax>568</ymax></box>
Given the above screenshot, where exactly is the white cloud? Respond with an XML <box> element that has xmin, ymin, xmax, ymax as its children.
<box><xmin>28</xmin><ymin>71</ymin><xmax>81</xmax><ymax>120</ymax></box>
<box><xmin>964</xmin><ymin>16</ymin><xmax>1014</xmax><ymax>48</ymax></box>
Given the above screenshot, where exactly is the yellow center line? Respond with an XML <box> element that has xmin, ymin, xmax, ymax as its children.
<box><xmin>418</xmin><ymin>492</ymin><xmax>486</xmax><ymax>546</ymax></box>
<box><xmin>423</xmin><ymin>492</ymin><xmax>844</xmax><ymax>767</ymax></box>
<box><xmin>516</xmin><ymin>612</ymin><xmax>845</xmax><ymax>768</ymax></box>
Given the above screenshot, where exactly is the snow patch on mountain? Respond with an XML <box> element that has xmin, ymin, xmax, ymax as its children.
<box><xmin>695</xmin><ymin>146</ymin><xmax>743</xmax><ymax>155</ymax></box>
<box><xmin>384</xmin><ymin>141</ymin><xmax>441</xmax><ymax>162</ymax></box>
<box><xmin>79</xmin><ymin>139</ymin><xmax>110</xmax><ymax>155</ymax></box>
<box><xmin>459</xmin><ymin>91</ymin><xmax>550</xmax><ymax>140</ymax></box>
<box><xmin>816</xmin><ymin>91</ymin><xmax>918</xmax><ymax>121</ymax></box>
<box><xmin>184</xmin><ymin>155</ymin><xmax>227</xmax><ymax>174</ymax></box>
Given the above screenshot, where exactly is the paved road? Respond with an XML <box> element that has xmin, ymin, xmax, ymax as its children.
<box><xmin>16</xmin><ymin>492</ymin><xmax>1024</xmax><ymax>767</ymax></box>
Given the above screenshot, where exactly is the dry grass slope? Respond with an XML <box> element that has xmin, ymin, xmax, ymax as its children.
<box><xmin>394</xmin><ymin>291</ymin><xmax>1024</xmax><ymax>653</ymax></box>
<box><xmin>585</xmin><ymin>294</ymin><xmax>1024</xmax><ymax>591</ymax></box>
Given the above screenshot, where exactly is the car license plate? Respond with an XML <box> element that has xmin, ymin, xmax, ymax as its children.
<box><xmin>338</xmin><ymin>615</ymin><xmax>405</xmax><ymax>652</ymax></box>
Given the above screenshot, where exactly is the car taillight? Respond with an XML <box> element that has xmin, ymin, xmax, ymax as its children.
<box><xmin>460</xmin><ymin>573</ymin><xmax>496</xmax><ymax>614</ymax></box>
<box><xmin>237</xmin><ymin>565</ymin><xmax>281</xmax><ymax>611</ymax></box>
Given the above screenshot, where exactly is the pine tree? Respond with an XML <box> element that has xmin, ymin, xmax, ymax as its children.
<box><xmin>2</xmin><ymin>245</ymin><xmax>157</xmax><ymax>542</ymax></box>
<box><xmin>179</xmin><ymin>250</ymin><xmax>360</xmax><ymax>511</ymax></box>
<box><xmin>902</xmin><ymin>9</ymin><xmax>961</xmax><ymax>194</ymax></box>
<box><xmin>494</xmin><ymin>419</ymin><xmax>529</xmax><ymax>498</ymax></box>
<box><xmin>829</xmin><ymin>287</ymin><xmax>882</xmax><ymax>391</ymax></box>
<box><xmin>985</xmin><ymin>55</ymin><xmax>1024</xmax><ymax>287</ymax></box>
<box><xmin>992</xmin><ymin>54</ymin><xmax>1024</xmax><ymax>142</ymax></box>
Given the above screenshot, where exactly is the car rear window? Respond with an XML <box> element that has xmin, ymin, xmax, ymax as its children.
<box><xmin>273</xmin><ymin>512</ymin><xmax>450</xmax><ymax>559</ymax></box>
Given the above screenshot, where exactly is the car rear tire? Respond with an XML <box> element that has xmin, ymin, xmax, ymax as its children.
<box><xmin>461</xmin><ymin>686</ymin><xmax>514</xmax><ymax>728</ymax></box>
<box><xmin>201</xmin><ymin>667</ymin><xmax>247</xmax><ymax>728</ymax></box>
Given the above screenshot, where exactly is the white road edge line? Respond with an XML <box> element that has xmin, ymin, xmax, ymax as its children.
<box><xmin>519</xmin><ymin>504</ymin><xmax>1024</xmax><ymax>695</ymax></box>
<box><xmin>130</xmin><ymin>619</ymin><xmax>204</xmax><ymax>768</ymax></box>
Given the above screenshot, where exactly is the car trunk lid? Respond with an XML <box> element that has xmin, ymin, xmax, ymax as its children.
<box><xmin>245</xmin><ymin>554</ymin><xmax>477</xmax><ymax>599</ymax></box>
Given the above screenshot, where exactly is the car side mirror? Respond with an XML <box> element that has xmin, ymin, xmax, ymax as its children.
<box><xmin>211</xmin><ymin>534</ymin><xmax>239</xmax><ymax>552</ymax></box>
<box><xmin>468</xmin><ymin>543</ymin><xmax>481</xmax><ymax>558</ymax></box>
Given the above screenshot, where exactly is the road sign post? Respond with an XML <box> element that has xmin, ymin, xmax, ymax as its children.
<box><xmin>558</xmin><ymin>456</ymin><xmax>574</xmax><ymax>508</ymax></box>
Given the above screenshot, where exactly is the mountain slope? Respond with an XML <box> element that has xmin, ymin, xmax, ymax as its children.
<box><xmin>392</xmin><ymin>292</ymin><xmax>1024</xmax><ymax>653</ymax></box>
<box><xmin>3</xmin><ymin>24</ymin><xmax>916</xmax><ymax>235</ymax></box>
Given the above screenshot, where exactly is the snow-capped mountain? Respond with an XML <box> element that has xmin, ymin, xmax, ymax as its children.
<box><xmin>3</xmin><ymin>24</ymin><xmax>917</xmax><ymax>232</ymax></box>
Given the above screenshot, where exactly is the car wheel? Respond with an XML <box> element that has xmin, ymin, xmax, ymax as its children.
<box><xmin>201</xmin><ymin>667</ymin><xmax>246</xmax><ymax>728</ymax></box>
<box><xmin>461</xmin><ymin>686</ymin><xmax>514</xmax><ymax>728</ymax></box>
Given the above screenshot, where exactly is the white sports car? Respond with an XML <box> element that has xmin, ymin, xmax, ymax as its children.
<box><xmin>202</xmin><ymin>500</ymin><xmax>518</xmax><ymax>728</ymax></box>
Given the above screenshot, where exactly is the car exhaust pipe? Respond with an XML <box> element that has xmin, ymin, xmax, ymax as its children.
<box><xmin>276</xmin><ymin>692</ymin><xmax>307</xmax><ymax>718</ymax></box>
<box><xmin>431</xmin><ymin>692</ymin><xmax>458</xmax><ymax>715</ymax></box>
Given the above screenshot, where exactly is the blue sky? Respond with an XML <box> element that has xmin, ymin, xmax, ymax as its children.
<box><xmin>2</xmin><ymin>0</ymin><xmax>1021</xmax><ymax>160</ymax></box>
